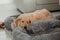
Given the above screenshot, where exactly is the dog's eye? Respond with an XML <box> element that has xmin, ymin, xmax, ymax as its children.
<box><xmin>29</xmin><ymin>21</ymin><xmax>31</xmax><ymax>23</ymax></box>
<box><xmin>27</xmin><ymin>21</ymin><xmax>28</xmax><ymax>23</ymax></box>
<box><xmin>22</xmin><ymin>21</ymin><xmax>24</xmax><ymax>23</ymax></box>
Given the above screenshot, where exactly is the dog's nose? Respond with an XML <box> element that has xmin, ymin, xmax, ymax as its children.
<box><xmin>27</xmin><ymin>21</ymin><xmax>31</xmax><ymax>23</ymax></box>
<box><xmin>24</xmin><ymin>27</ymin><xmax>34</xmax><ymax>34</ymax></box>
<box><xmin>24</xmin><ymin>26</ymin><xmax>27</xmax><ymax>29</ymax></box>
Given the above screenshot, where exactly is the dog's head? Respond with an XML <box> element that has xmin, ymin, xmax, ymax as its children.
<box><xmin>13</xmin><ymin>14</ymin><xmax>32</xmax><ymax>28</ymax></box>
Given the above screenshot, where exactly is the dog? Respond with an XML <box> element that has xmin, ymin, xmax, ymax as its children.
<box><xmin>13</xmin><ymin>9</ymin><xmax>52</xmax><ymax>28</ymax></box>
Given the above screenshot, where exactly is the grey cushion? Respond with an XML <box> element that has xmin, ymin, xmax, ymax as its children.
<box><xmin>32</xmin><ymin>32</ymin><xmax>60</xmax><ymax>40</ymax></box>
<box><xmin>27</xmin><ymin>18</ymin><xmax>60</xmax><ymax>35</ymax></box>
<box><xmin>4</xmin><ymin>14</ymin><xmax>20</xmax><ymax>31</ymax></box>
<box><xmin>12</xmin><ymin>27</ymin><xmax>31</xmax><ymax>40</ymax></box>
<box><xmin>12</xmin><ymin>27</ymin><xmax>60</xmax><ymax>40</ymax></box>
<box><xmin>55</xmin><ymin>15</ymin><xmax>60</xmax><ymax>20</ymax></box>
<box><xmin>12</xmin><ymin>18</ymin><xmax>60</xmax><ymax>40</ymax></box>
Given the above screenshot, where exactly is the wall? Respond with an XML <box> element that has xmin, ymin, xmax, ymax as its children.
<box><xmin>59</xmin><ymin>0</ymin><xmax>60</xmax><ymax>5</ymax></box>
<box><xmin>15</xmin><ymin>0</ymin><xmax>36</xmax><ymax>13</ymax></box>
<box><xmin>16</xmin><ymin>0</ymin><xmax>60</xmax><ymax>13</ymax></box>
<box><xmin>36</xmin><ymin>0</ymin><xmax>60</xmax><ymax>10</ymax></box>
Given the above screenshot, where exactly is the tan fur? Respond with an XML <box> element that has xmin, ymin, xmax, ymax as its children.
<box><xmin>13</xmin><ymin>9</ymin><xmax>52</xmax><ymax>28</ymax></box>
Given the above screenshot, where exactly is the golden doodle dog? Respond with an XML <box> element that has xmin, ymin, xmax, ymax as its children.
<box><xmin>13</xmin><ymin>9</ymin><xmax>52</xmax><ymax>28</ymax></box>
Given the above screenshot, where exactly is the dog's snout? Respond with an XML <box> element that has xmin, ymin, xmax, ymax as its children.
<box><xmin>24</xmin><ymin>26</ymin><xmax>27</xmax><ymax>29</ymax></box>
<box><xmin>29</xmin><ymin>21</ymin><xmax>31</xmax><ymax>23</ymax></box>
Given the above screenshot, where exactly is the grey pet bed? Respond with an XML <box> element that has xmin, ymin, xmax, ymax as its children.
<box><xmin>4</xmin><ymin>14</ymin><xmax>60</xmax><ymax>40</ymax></box>
<box><xmin>12</xmin><ymin>27</ymin><xmax>60</xmax><ymax>40</ymax></box>
<box><xmin>27</xmin><ymin>18</ymin><xmax>60</xmax><ymax>34</ymax></box>
<box><xmin>12</xmin><ymin>18</ymin><xmax>60</xmax><ymax>40</ymax></box>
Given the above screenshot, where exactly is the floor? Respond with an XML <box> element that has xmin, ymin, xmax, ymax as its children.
<box><xmin>0</xmin><ymin>2</ymin><xmax>60</xmax><ymax>40</ymax></box>
<box><xmin>0</xmin><ymin>29</ymin><xmax>12</xmax><ymax>40</ymax></box>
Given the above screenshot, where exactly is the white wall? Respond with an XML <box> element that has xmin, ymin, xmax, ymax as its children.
<box><xmin>15</xmin><ymin>0</ymin><xmax>36</xmax><ymax>13</ymax></box>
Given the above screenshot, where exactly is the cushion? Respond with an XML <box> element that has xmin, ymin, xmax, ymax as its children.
<box><xmin>12</xmin><ymin>18</ymin><xmax>60</xmax><ymax>40</ymax></box>
<box><xmin>4</xmin><ymin>14</ymin><xmax>20</xmax><ymax>31</ymax></box>
<box><xmin>12</xmin><ymin>27</ymin><xmax>60</xmax><ymax>40</ymax></box>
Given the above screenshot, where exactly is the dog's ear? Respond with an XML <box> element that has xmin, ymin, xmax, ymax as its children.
<box><xmin>15</xmin><ymin>18</ymin><xmax>21</xmax><ymax>27</ymax></box>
